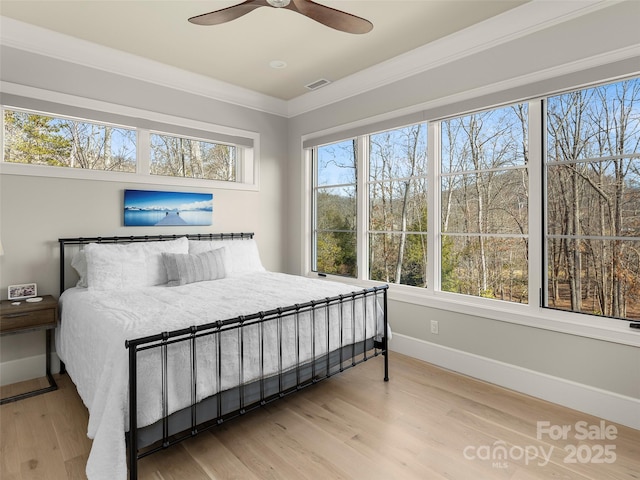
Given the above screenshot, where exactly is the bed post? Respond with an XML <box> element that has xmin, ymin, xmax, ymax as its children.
<box><xmin>126</xmin><ymin>340</ymin><xmax>138</xmax><ymax>480</ymax></box>
<box><xmin>383</xmin><ymin>287</ymin><xmax>389</xmax><ymax>382</ymax></box>
<box><xmin>59</xmin><ymin>240</ymin><xmax>65</xmax><ymax>297</ymax></box>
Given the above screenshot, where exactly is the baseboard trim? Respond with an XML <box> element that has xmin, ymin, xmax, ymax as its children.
<box><xmin>0</xmin><ymin>353</ymin><xmax>61</xmax><ymax>387</ymax></box>
<box><xmin>389</xmin><ymin>333</ymin><xmax>640</xmax><ymax>430</ymax></box>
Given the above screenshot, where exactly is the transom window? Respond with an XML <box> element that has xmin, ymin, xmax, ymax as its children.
<box><xmin>150</xmin><ymin>132</ymin><xmax>237</xmax><ymax>182</ymax></box>
<box><xmin>3</xmin><ymin>109</ymin><xmax>136</xmax><ymax>172</ymax></box>
<box><xmin>1</xmin><ymin>102</ymin><xmax>257</xmax><ymax>189</ymax></box>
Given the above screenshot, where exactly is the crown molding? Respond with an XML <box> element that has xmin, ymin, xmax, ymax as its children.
<box><xmin>0</xmin><ymin>1</ymin><xmax>626</xmax><ymax>119</ymax></box>
<box><xmin>286</xmin><ymin>0</ymin><xmax>621</xmax><ymax>117</ymax></box>
<box><xmin>0</xmin><ymin>16</ymin><xmax>289</xmax><ymax>117</ymax></box>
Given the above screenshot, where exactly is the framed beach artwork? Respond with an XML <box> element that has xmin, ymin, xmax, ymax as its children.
<box><xmin>124</xmin><ymin>190</ymin><xmax>213</xmax><ymax>226</ymax></box>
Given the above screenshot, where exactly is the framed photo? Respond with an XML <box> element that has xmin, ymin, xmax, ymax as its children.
<box><xmin>124</xmin><ymin>189</ymin><xmax>213</xmax><ymax>227</ymax></box>
<box><xmin>8</xmin><ymin>283</ymin><xmax>38</xmax><ymax>300</ymax></box>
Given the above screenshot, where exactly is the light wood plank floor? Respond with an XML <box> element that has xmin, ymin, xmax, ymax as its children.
<box><xmin>1</xmin><ymin>352</ymin><xmax>638</xmax><ymax>479</ymax></box>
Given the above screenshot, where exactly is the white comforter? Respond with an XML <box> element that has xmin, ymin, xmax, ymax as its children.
<box><xmin>56</xmin><ymin>272</ymin><xmax>385</xmax><ymax>480</ymax></box>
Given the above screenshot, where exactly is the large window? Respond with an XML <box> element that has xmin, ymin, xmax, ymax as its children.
<box><xmin>309</xmin><ymin>76</ymin><xmax>640</xmax><ymax>323</ymax></box>
<box><xmin>545</xmin><ymin>79</ymin><xmax>640</xmax><ymax>320</ymax></box>
<box><xmin>312</xmin><ymin>139</ymin><xmax>358</xmax><ymax>277</ymax></box>
<box><xmin>369</xmin><ymin>124</ymin><xmax>428</xmax><ymax>286</ymax></box>
<box><xmin>441</xmin><ymin>105</ymin><xmax>529</xmax><ymax>303</ymax></box>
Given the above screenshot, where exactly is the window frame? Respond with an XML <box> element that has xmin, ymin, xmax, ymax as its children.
<box><xmin>303</xmin><ymin>80</ymin><xmax>639</xmax><ymax>348</ymax></box>
<box><xmin>149</xmin><ymin>129</ymin><xmax>239</xmax><ymax>183</ymax></box>
<box><xmin>0</xmin><ymin>83</ymin><xmax>260</xmax><ymax>191</ymax></box>
<box><xmin>311</xmin><ymin>138</ymin><xmax>359</xmax><ymax>278</ymax></box>
<box><xmin>366</xmin><ymin>123</ymin><xmax>429</xmax><ymax>287</ymax></box>
<box><xmin>438</xmin><ymin>104</ymin><xmax>530</xmax><ymax>303</ymax></box>
<box><xmin>542</xmin><ymin>81</ymin><xmax>640</xmax><ymax>321</ymax></box>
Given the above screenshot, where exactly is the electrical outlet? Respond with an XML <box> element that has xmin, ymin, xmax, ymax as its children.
<box><xmin>430</xmin><ymin>320</ymin><xmax>439</xmax><ymax>335</ymax></box>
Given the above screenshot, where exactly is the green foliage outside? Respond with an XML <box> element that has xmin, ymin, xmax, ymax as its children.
<box><xmin>4</xmin><ymin>111</ymin><xmax>72</xmax><ymax>166</ymax></box>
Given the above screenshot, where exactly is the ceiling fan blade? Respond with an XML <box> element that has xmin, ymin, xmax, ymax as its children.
<box><xmin>188</xmin><ymin>0</ymin><xmax>269</xmax><ymax>26</ymax></box>
<box><xmin>289</xmin><ymin>0</ymin><xmax>373</xmax><ymax>34</ymax></box>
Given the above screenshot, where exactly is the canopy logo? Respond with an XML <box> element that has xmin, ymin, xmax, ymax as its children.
<box><xmin>463</xmin><ymin>420</ymin><xmax>617</xmax><ymax>469</ymax></box>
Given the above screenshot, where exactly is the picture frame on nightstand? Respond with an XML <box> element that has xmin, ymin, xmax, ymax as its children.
<box><xmin>8</xmin><ymin>283</ymin><xmax>37</xmax><ymax>300</ymax></box>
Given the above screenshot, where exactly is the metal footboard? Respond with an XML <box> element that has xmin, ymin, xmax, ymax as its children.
<box><xmin>125</xmin><ymin>285</ymin><xmax>389</xmax><ymax>480</ymax></box>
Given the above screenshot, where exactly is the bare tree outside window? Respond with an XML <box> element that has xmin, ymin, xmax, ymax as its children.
<box><xmin>546</xmin><ymin>78</ymin><xmax>640</xmax><ymax>320</ymax></box>
<box><xmin>150</xmin><ymin>133</ymin><xmax>236</xmax><ymax>181</ymax></box>
<box><xmin>441</xmin><ymin>104</ymin><xmax>529</xmax><ymax>303</ymax></box>
<box><xmin>369</xmin><ymin>124</ymin><xmax>428</xmax><ymax>286</ymax></box>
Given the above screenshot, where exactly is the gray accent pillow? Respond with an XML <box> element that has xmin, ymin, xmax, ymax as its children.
<box><xmin>162</xmin><ymin>247</ymin><xmax>229</xmax><ymax>286</ymax></box>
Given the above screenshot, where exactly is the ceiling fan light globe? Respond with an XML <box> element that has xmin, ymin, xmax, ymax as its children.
<box><xmin>266</xmin><ymin>0</ymin><xmax>291</xmax><ymax>7</ymax></box>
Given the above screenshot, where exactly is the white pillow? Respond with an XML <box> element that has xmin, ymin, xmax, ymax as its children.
<box><xmin>188</xmin><ymin>238</ymin><xmax>265</xmax><ymax>276</ymax></box>
<box><xmin>162</xmin><ymin>247</ymin><xmax>229</xmax><ymax>286</ymax></box>
<box><xmin>85</xmin><ymin>237</ymin><xmax>188</xmax><ymax>291</ymax></box>
<box><xmin>141</xmin><ymin>237</ymin><xmax>189</xmax><ymax>286</ymax></box>
<box><xmin>70</xmin><ymin>250</ymin><xmax>88</xmax><ymax>288</ymax></box>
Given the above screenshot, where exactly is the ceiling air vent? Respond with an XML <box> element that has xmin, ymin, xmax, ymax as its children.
<box><xmin>305</xmin><ymin>78</ymin><xmax>331</xmax><ymax>91</ymax></box>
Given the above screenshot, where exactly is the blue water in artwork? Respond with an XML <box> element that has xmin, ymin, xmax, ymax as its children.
<box><xmin>124</xmin><ymin>190</ymin><xmax>213</xmax><ymax>226</ymax></box>
<box><xmin>125</xmin><ymin>210</ymin><xmax>211</xmax><ymax>226</ymax></box>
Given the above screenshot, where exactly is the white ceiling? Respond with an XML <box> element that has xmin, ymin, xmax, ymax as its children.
<box><xmin>0</xmin><ymin>0</ymin><xmax>530</xmax><ymax>100</ymax></box>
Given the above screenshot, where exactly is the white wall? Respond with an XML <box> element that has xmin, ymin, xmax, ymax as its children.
<box><xmin>285</xmin><ymin>1</ymin><xmax>640</xmax><ymax>428</ymax></box>
<box><xmin>0</xmin><ymin>47</ymin><xmax>289</xmax><ymax>384</ymax></box>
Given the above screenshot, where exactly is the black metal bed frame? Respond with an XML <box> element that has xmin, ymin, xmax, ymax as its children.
<box><xmin>58</xmin><ymin>233</ymin><xmax>389</xmax><ymax>480</ymax></box>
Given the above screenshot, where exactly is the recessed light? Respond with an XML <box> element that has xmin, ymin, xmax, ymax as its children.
<box><xmin>269</xmin><ymin>60</ymin><xmax>288</xmax><ymax>69</ymax></box>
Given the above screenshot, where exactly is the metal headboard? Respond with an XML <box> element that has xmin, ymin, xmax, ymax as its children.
<box><xmin>58</xmin><ymin>233</ymin><xmax>255</xmax><ymax>296</ymax></box>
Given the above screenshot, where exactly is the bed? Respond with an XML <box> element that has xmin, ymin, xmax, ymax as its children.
<box><xmin>56</xmin><ymin>233</ymin><xmax>389</xmax><ymax>480</ymax></box>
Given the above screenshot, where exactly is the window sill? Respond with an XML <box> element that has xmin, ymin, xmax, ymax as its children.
<box><xmin>306</xmin><ymin>272</ymin><xmax>640</xmax><ymax>348</ymax></box>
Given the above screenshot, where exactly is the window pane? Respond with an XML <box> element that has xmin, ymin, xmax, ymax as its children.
<box><xmin>317</xmin><ymin>139</ymin><xmax>356</xmax><ymax>186</ymax></box>
<box><xmin>3</xmin><ymin>110</ymin><xmax>136</xmax><ymax>172</ymax></box>
<box><xmin>547</xmin><ymin>79</ymin><xmax>640</xmax><ymax>161</ymax></box>
<box><xmin>545</xmin><ymin>77</ymin><xmax>640</xmax><ymax>320</ymax></box>
<box><xmin>370</xmin><ymin>178</ymin><xmax>428</xmax><ymax>232</ymax></box>
<box><xmin>369</xmin><ymin>233</ymin><xmax>427</xmax><ymax>287</ymax></box>
<box><xmin>316</xmin><ymin>231</ymin><xmax>357</xmax><ymax>277</ymax></box>
<box><xmin>442</xmin><ymin>235</ymin><xmax>528</xmax><ymax>302</ymax></box>
<box><xmin>150</xmin><ymin>133</ymin><xmax>236</xmax><ymax>181</ymax></box>
<box><xmin>547</xmin><ymin>238</ymin><xmax>640</xmax><ymax>320</ymax></box>
<box><xmin>442</xmin><ymin>169</ymin><xmax>528</xmax><ymax>234</ymax></box>
<box><xmin>547</xmin><ymin>159</ymin><xmax>640</xmax><ymax>235</ymax></box>
<box><xmin>314</xmin><ymin>139</ymin><xmax>357</xmax><ymax>278</ymax></box>
<box><xmin>369</xmin><ymin>124</ymin><xmax>427</xmax><ymax>181</ymax></box>
<box><xmin>440</xmin><ymin>104</ymin><xmax>528</xmax><ymax>304</ymax></box>
<box><xmin>441</xmin><ymin>104</ymin><xmax>528</xmax><ymax>174</ymax></box>
<box><xmin>368</xmin><ymin>123</ymin><xmax>428</xmax><ymax>286</ymax></box>
<box><xmin>316</xmin><ymin>187</ymin><xmax>356</xmax><ymax>231</ymax></box>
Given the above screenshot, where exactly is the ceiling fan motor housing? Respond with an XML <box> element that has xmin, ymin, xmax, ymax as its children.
<box><xmin>267</xmin><ymin>0</ymin><xmax>291</xmax><ymax>7</ymax></box>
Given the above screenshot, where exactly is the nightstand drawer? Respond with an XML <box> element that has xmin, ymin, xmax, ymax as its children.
<box><xmin>0</xmin><ymin>308</ymin><xmax>56</xmax><ymax>333</ymax></box>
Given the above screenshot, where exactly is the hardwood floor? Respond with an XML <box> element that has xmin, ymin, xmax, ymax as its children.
<box><xmin>1</xmin><ymin>352</ymin><xmax>638</xmax><ymax>479</ymax></box>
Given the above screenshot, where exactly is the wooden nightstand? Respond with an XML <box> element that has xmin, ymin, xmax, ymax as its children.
<box><xmin>0</xmin><ymin>295</ymin><xmax>58</xmax><ymax>404</ymax></box>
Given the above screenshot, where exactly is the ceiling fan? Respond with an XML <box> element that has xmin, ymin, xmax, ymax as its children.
<box><xmin>188</xmin><ymin>0</ymin><xmax>373</xmax><ymax>34</ymax></box>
